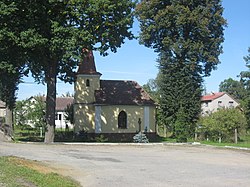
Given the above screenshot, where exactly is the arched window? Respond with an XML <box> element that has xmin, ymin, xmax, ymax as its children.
<box><xmin>86</xmin><ymin>79</ymin><xmax>90</xmax><ymax>87</ymax></box>
<box><xmin>118</xmin><ymin>111</ymin><xmax>127</xmax><ymax>129</ymax></box>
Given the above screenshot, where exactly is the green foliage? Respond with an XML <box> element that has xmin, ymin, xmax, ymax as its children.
<box><xmin>219</xmin><ymin>78</ymin><xmax>246</xmax><ymax>101</ymax></box>
<box><xmin>95</xmin><ymin>134</ymin><xmax>109</xmax><ymax>142</ymax></box>
<box><xmin>64</xmin><ymin>103</ymin><xmax>74</xmax><ymax>126</ymax></box>
<box><xmin>243</xmin><ymin>98</ymin><xmax>250</xmax><ymax>130</ymax></box>
<box><xmin>199</xmin><ymin>108</ymin><xmax>247</xmax><ymax>142</ymax></box>
<box><xmin>1</xmin><ymin>0</ymin><xmax>135</xmax><ymax>143</ymax></box>
<box><xmin>158</xmin><ymin>59</ymin><xmax>202</xmax><ymax>141</ymax></box>
<box><xmin>142</xmin><ymin>78</ymin><xmax>159</xmax><ymax>102</ymax></box>
<box><xmin>136</xmin><ymin>0</ymin><xmax>226</xmax><ymax>142</ymax></box>
<box><xmin>0</xmin><ymin>1</ymin><xmax>28</xmax><ymax>109</ymax></box>
<box><xmin>240</xmin><ymin>48</ymin><xmax>250</xmax><ymax>130</ymax></box>
<box><xmin>14</xmin><ymin>96</ymin><xmax>46</xmax><ymax>133</ymax></box>
<box><xmin>133</xmin><ymin>132</ymin><xmax>149</xmax><ymax>143</ymax></box>
<box><xmin>136</xmin><ymin>0</ymin><xmax>227</xmax><ymax>77</ymax></box>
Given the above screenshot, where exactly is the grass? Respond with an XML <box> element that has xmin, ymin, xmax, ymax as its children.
<box><xmin>200</xmin><ymin>134</ymin><xmax>250</xmax><ymax>148</ymax></box>
<box><xmin>0</xmin><ymin>156</ymin><xmax>81</xmax><ymax>187</ymax></box>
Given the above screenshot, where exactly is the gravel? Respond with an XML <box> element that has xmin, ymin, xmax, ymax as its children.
<box><xmin>0</xmin><ymin>142</ymin><xmax>250</xmax><ymax>187</ymax></box>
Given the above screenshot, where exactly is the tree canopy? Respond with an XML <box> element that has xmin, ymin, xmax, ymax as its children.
<box><xmin>136</xmin><ymin>0</ymin><xmax>226</xmax><ymax>76</ymax></box>
<box><xmin>1</xmin><ymin>0</ymin><xmax>135</xmax><ymax>143</ymax></box>
<box><xmin>136</xmin><ymin>0</ymin><xmax>226</xmax><ymax>142</ymax></box>
<box><xmin>219</xmin><ymin>78</ymin><xmax>246</xmax><ymax>101</ymax></box>
<box><xmin>199</xmin><ymin>108</ymin><xmax>246</xmax><ymax>142</ymax></box>
<box><xmin>240</xmin><ymin>47</ymin><xmax>250</xmax><ymax>130</ymax></box>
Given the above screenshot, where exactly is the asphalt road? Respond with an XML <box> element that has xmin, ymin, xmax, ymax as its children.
<box><xmin>0</xmin><ymin>142</ymin><xmax>250</xmax><ymax>187</ymax></box>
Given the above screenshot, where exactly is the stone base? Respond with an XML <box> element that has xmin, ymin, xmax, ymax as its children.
<box><xmin>0</xmin><ymin>130</ymin><xmax>12</xmax><ymax>142</ymax></box>
<box><xmin>78</xmin><ymin>132</ymin><xmax>157</xmax><ymax>142</ymax></box>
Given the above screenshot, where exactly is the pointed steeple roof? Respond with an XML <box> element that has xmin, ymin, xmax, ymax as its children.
<box><xmin>77</xmin><ymin>49</ymin><xmax>101</xmax><ymax>75</ymax></box>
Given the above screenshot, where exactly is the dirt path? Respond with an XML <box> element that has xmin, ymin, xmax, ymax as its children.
<box><xmin>1</xmin><ymin>142</ymin><xmax>250</xmax><ymax>187</ymax></box>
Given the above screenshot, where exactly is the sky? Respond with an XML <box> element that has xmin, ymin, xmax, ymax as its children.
<box><xmin>17</xmin><ymin>0</ymin><xmax>250</xmax><ymax>100</ymax></box>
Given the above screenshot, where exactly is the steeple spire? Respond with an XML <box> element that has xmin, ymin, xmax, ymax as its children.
<box><xmin>77</xmin><ymin>49</ymin><xmax>101</xmax><ymax>75</ymax></box>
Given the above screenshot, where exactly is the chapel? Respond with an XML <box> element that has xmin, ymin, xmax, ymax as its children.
<box><xmin>74</xmin><ymin>50</ymin><xmax>157</xmax><ymax>141</ymax></box>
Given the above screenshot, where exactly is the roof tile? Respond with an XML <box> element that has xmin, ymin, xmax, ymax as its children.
<box><xmin>201</xmin><ymin>92</ymin><xmax>225</xmax><ymax>101</ymax></box>
<box><xmin>95</xmin><ymin>80</ymin><xmax>155</xmax><ymax>106</ymax></box>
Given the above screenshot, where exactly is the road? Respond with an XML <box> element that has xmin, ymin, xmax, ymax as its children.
<box><xmin>0</xmin><ymin>142</ymin><xmax>250</xmax><ymax>187</ymax></box>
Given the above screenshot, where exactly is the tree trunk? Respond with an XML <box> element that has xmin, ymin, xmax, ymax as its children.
<box><xmin>44</xmin><ymin>64</ymin><xmax>57</xmax><ymax>143</ymax></box>
<box><xmin>5</xmin><ymin>107</ymin><xmax>13</xmax><ymax>136</ymax></box>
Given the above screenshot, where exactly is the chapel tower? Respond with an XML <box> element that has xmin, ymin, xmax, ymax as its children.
<box><xmin>74</xmin><ymin>49</ymin><xmax>101</xmax><ymax>133</ymax></box>
<box><xmin>74</xmin><ymin>49</ymin><xmax>102</xmax><ymax>104</ymax></box>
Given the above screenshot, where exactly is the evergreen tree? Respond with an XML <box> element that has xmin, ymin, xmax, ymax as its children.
<box><xmin>1</xmin><ymin>0</ymin><xmax>135</xmax><ymax>143</ymax></box>
<box><xmin>136</xmin><ymin>0</ymin><xmax>226</xmax><ymax>142</ymax></box>
<box><xmin>158</xmin><ymin>55</ymin><xmax>202</xmax><ymax>141</ymax></box>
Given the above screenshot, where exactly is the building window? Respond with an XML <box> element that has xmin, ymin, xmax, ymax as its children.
<box><xmin>86</xmin><ymin>79</ymin><xmax>90</xmax><ymax>87</ymax></box>
<box><xmin>218</xmin><ymin>101</ymin><xmax>223</xmax><ymax>107</ymax></box>
<box><xmin>55</xmin><ymin>113</ymin><xmax>62</xmax><ymax>121</ymax></box>
<box><xmin>58</xmin><ymin>114</ymin><xmax>62</xmax><ymax>121</ymax></box>
<box><xmin>229</xmin><ymin>101</ymin><xmax>234</xmax><ymax>108</ymax></box>
<box><xmin>118</xmin><ymin>111</ymin><xmax>127</xmax><ymax>129</ymax></box>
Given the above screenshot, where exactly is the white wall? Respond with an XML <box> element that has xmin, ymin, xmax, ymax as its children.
<box><xmin>201</xmin><ymin>94</ymin><xmax>239</xmax><ymax>115</ymax></box>
<box><xmin>55</xmin><ymin>111</ymin><xmax>74</xmax><ymax>129</ymax></box>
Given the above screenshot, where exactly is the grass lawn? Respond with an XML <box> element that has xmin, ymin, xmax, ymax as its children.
<box><xmin>0</xmin><ymin>156</ymin><xmax>81</xmax><ymax>187</ymax></box>
<box><xmin>200</xmin><ymin>134</ymin><xmax>250</xmax><ymax>148</ymax></box>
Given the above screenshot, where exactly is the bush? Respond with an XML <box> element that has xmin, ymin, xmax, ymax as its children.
<box><xmin>199</xmin><ymin>108</ymin><xmax>247</xmax><ymax>142</ymax></box>
<box><xmin>133</xmin><ymin>132</ymin><xmax>149</xmax><ymax>143</ymax></box>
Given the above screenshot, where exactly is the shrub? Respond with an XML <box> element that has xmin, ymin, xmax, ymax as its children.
<box><xmin>133</xmin><ymin>132</ymin><xmax>149</xmax><ymax>143</ymax></box>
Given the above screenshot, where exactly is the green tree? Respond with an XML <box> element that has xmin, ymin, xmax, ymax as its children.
<box><xmin>14</xmin><ymin>100</ymin><xmax>29</xmax><ymax>130</ymax></box>
<box><xmin>157</xmin><ymin>58</ymin><xmax>202</xmax><ymax>141</ymax></box>
<box><xmin>2</xmin><ymin>0</ymin><xmax>135</xmax><ymax>143</ymax></box>
<box><xmin>15</xmin><ymin>96</ymin><xmax>46</xmax><ymax>133</ymax></box>
<box><xmin>64</xmin><ymin>103</ymin><xmax>74</xmax><ymax>128</ymax></box>
<box><xmin>142</xmin><ymin>78</ymin><xmax>159</xmax><ymax>102</ymax></box>
<box><xmin>26</xmin><ymin>96</ymin><xmax>46</xmax><ymax>131</ymax></box>
<box><xmin>136</xmin><ymin>0</ymin><xmax>226</xmax><ymax>142</ymax></box>
<box><xmin>241</xmin><ymin>48</ymin><xmax>250</xmax><ymax>130</ymax></box>
<box><xmin>0</xmin><ymin>1</ymin><xmax>29</xmax><ymax>133</ymax></box>
<box><xmin>219</xmin><ymin>78</ymin><xmax>246</xmax><ymax>101</ymax></box>
<box><xmin>199</xmin><ymin>108</ymin><xmax>247</xmax><ymax>142</ymax></box>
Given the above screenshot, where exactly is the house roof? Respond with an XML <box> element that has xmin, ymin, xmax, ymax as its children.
<box><xmin>95</xmin><ymin>80</ymin><xmax>156</xmax><ymax>106</ymax></box>
<box><xmin>56</xmin><ymin>97</ymin><xmax>74</xmax><ymax>111</ymax></box>
<box><xmin>0</xmin><ymin>100</ymin><xmax>5</xmax><ymax>108</ymax></box>
<box><xmin>201</xmin><ymin>92</ymin><xmax>225</xmax><ymax>102</ymax></box>
<box><xmin>31</xmin><ymin>96</ymin><xmax>73</xmax><ymax>111</ymax></box>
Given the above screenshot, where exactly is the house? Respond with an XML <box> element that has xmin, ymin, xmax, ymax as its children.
<box><xmin>0</xmin><ymin>100</ymin><xmax>6</xmax><ymax>123</ymax></box>
<box><xmin>28</xmin><ymin>96</ymin><xmax>74</xmax><ymax>129</ymax></box>
<box><xmin>55</xmin><ymin>97</ymin><xmax>74</xmax><ymax>129</ymax></box>
<box><xmin>74</xmin><ymin>50</ymin><xmax>157</xmax><ymax>140</ymax></box>
<box><xmin>201</xmin><ymin>92</ymin><xmax>239</xmax><ymax>115</ymax></box>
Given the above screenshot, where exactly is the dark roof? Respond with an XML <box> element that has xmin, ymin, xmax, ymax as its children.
<box><xmin>77</xmin><ymin>50</ymin><xmax>101</xmax><ymax>75</ymax></box>
<box><xmin>95</xmin><ymin>80</ymin><xmax>155</xmax><ymax>106</ymax></box>
<box><xmin>0</xmin><ymin>100</ymin><xmax>5</xmax><ymax>108</ymax></box>
<box><xmin>31</xmin><ymin>96</ymin><xmax>73</xmax><ymax>111</ymax></box>
<box><xmin>201</xmin><ymin>92</ymin><xmax>225</xmax><ymax>101</ymax></box>
<box><xmin>56</xmin><ymin>97</ymin><xmax>74</xmax><ymax>111</ymax></box>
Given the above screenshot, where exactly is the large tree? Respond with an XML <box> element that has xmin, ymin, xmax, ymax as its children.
<box><xmin>136</xmin><ymin>0</ymin><xmax>226</xmax><ymax>141</ymax></box>
<box><xmin>2</xmin><ymin>0</ymin><xmax>135</xmax><ymax>143</ymax></box>
<box><xmin>157</xmin><ymin>55</ymin><xmax>202</xmax><ymax>141</ymax></box>
<box><xmin>241</xmin><ymin>48</ymin><xmax>250</xmax><ymax>130</ymax></box>
<box><xmin>0</xmin><ymin>2</ymin><xmax>29</xmax><ymax>134</ymax></box>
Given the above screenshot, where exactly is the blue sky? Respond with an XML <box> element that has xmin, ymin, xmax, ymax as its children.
<box><xmin>17</xmin><ymin>0</ymin><xmax>250</xmax><ymax>100</ymax></box>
